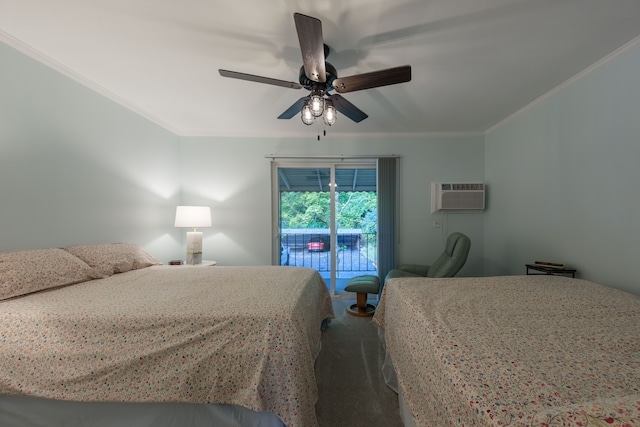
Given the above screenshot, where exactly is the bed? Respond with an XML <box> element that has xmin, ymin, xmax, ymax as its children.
<box><xmin>0</xmin><ymin>244</ymin><xmax>334</xmax><ymax>427</ymax></box>
<box><xmin>373</xmin><ymin>275</ymin><xmax>640</xmax><ymax>426</ymax></box>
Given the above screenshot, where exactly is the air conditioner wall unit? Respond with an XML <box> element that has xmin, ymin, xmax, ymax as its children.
<box><xmin>431</xmin><ymin>182</ymin><xmax>485</xmax><ymax>213</ymax></box>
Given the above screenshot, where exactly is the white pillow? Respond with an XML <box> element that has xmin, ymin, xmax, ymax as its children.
<box><xmin>62</xmin><ymin>243</ymin><xmax>161</xmax><ymax>277</ymax></box>
<box><xmin>0</xmin><ymin>248</ymin><xmax>101</xmax><ymax>300</ymax></box>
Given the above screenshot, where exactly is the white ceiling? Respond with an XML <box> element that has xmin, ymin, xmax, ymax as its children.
<box><xmin>2</xmin><ymin>0</ymin><xmax>640</xmax><ymax>137</ymax></box>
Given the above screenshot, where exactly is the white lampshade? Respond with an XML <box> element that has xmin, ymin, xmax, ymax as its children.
<box><xmin>174</xmin><ymin>206</ymin><xmax>211</xmax><ymax>229</ymax></box>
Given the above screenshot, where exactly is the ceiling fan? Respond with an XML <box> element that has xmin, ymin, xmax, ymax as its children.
<box><xmin>218</xmin><ymin>13</ymin><xmax>412</xmax><ymax>126</ymax></box>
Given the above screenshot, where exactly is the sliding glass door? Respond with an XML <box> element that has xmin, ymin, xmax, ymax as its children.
<box><xmin>272</xmin><ymin>161</ymin><xmax>378</xmax><ymax>295</ymax></box>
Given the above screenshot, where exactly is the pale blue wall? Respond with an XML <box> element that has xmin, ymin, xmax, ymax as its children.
<box><xmin>0</xmin><ymin>42</ymin><xmax>183</xmax><ymax>262</ymax></box>
<box><xmin>178</xmin><ymin>135</ymin><xmax>485</xmax><ymax>276</ymax></box>
<box><xmin>1</xmin><ymin>39</ymin><xmax>485</xmax><ymax>275</ymax></box>
<box><xmin>485</xmin><ymin>41</ymin><xmax>640</xmax><ymax>294</ymax></box>
<box><xmin>5</xmin><ymin>31</ymin><xmax>639</xmax><ymax>293</ymax></box>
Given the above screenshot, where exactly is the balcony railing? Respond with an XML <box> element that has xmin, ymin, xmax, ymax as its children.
<box><xmin>282</xmin><ymin>230</ymin><xmax>377</xmax><ymax>276</ymax></box>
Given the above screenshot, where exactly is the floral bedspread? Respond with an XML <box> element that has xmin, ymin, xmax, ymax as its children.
<box><xmin>373</xmin><ymin>275</ymin><xmax>640</xmax><ymax>426</ymax></box>
<box><xmin>1</xmin><ymin>265</ymin><xmax>334</xmax><ymax>427</ymax></box>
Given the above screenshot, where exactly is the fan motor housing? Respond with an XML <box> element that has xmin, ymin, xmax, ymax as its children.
<box><xmin>299</xmin><ymin>62</ymin><xmax>337</xmax><ymax>91</ymax></box>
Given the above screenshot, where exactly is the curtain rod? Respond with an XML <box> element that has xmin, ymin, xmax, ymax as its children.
<box><xmin>264</xmin><ymin>154</ymin><xmax>400</xmax><ymax>160</ymax></box>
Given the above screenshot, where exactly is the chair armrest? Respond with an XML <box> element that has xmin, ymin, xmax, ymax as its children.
<box><xmin>398</xmin><ymin>264</ymin><xmax>431</xmax><ymax>277</ymax></box>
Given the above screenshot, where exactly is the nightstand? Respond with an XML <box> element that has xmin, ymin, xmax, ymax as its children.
<box><xmin>170</xmin><ymin>260</ymin><xmax>217</xmax><ymax>267</ymax></box>
<box><xmin>525</xmin><ymin>264</ymin><xmax>576</xmax><ymax>278</ymax></box>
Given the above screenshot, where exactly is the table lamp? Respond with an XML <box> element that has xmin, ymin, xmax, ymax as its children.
<box><xmin>174</xmin><ymin>206</ymin><xmax>211</xmax><ymax>265</ymax></box>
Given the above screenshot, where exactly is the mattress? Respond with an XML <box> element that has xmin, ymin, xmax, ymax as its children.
<box><xmin>1</xmin><ymin>265</ymin><xmax>334</xmax><ymax>427</ymax></box>
<box><xmin>373</xmin><ymin>275</ymin><xmax>640</xmax><ymax>426</ymax></box>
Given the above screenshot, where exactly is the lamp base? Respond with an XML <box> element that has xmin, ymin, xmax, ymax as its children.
<box><xmin>186</xmin><ymin>253</ymin><xmax>202</xmax><ymax>265</ymax></box>
<box><xmin>186</xmin><ymin>231</ymin><xmax>204</xmax><ymax>265</ymax></box>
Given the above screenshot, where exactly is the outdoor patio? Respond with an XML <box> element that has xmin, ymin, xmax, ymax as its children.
<box><xmin>286</xmin><ymin>245</ymin><xmax>377</xmax><ymax>292</ymax></box>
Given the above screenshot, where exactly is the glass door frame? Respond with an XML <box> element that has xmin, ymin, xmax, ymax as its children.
<box><xmin>271</xmin><ymin>159</ymin><xmax>376</xmax><ymax>296</ymax></box>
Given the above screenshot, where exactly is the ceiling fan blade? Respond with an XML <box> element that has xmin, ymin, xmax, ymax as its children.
<box><xmin>293</xmin><ymin>13</ymin><xmax>326</xmax><ymax>83</ymax></box>
<box><xmin>332</xmin><ymin>65</ymin><xmax>411</xmax><ymax>93</ymax></box>
<box><xmin>277</xmin><ymin>97</ymin><xmax>308</xmax><ymax>119</ymax></box>
<box><xmin>330</xmin><ymin>94</ymin><xmax>368</xmax><ymax>123</ymax></box>
<box><xmin>219</xmin><ymin>69</ymin><xmax>303</xmax><ymax>89</ymax></box>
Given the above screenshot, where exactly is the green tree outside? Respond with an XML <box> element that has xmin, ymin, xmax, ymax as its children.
<box><xmin>280</xmin><ymin>191</ymin><xmax>378</xmax><ymax>261</ymax></box>
<box><xmin>280</xmin><ymin>191</ymin><xmax>377</xmax><ymax>231</ymax></box>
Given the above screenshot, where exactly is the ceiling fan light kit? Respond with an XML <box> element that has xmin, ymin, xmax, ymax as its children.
<box><xmin>309</xmin><ymin>91</ymin><xmax>324</xmax><ymax>117</ymax></box>
<box><xmin>299</xmin><ymin>90</ymin><xmax>337</xmax><ymax>126</ymax></box>
<box><xmin>219</xmin><ymin>12</ymin><xmax>411</xmax><ymax>127</ymax></box>
<box><xmin>323</xmin><ymin>99</ymin><xmax>336</xmax><ymax>126</ymax></box>
<box><xmin>301</xmin><ymin>102</ymin><xmax>315</xmax><ymax>125</ymax></box>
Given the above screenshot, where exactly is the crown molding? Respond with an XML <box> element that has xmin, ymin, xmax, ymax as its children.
<box><xmin>486</xmin><ymin>34</ymin><xmax>640</xmax><ymax>135</ymax></box>
<box><xmin>0</xmin><ymin>30</ymin><xmax>183</xmax><ymax>135</ymax></box>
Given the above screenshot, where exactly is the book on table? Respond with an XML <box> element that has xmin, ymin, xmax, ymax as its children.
<box><xmin>534</xmin><ymin>260</ymin><xmax>566</xmax><ymax>269</ymax></box>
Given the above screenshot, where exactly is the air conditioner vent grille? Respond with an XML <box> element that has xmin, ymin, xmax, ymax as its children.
<box><xmin>431</xmin><ymin>182</ymin><xmax>486</xmax><ymax>213</ymax></box>
<box><xmin>450</xmin><ymin>183</ymin><xmax>484</xmax><ymax>191</ymax></box>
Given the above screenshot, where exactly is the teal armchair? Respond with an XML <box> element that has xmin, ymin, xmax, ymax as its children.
<box><xmin>386</xmin><ymin>232</ymin><xmax>471</xmax><ymax>281</ymax></box>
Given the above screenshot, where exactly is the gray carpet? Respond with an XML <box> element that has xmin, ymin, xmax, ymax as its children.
<box><xmin>315</xmin><ymin>300</ymin><xmax>403</xmax><ymax>427</ymax></box>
